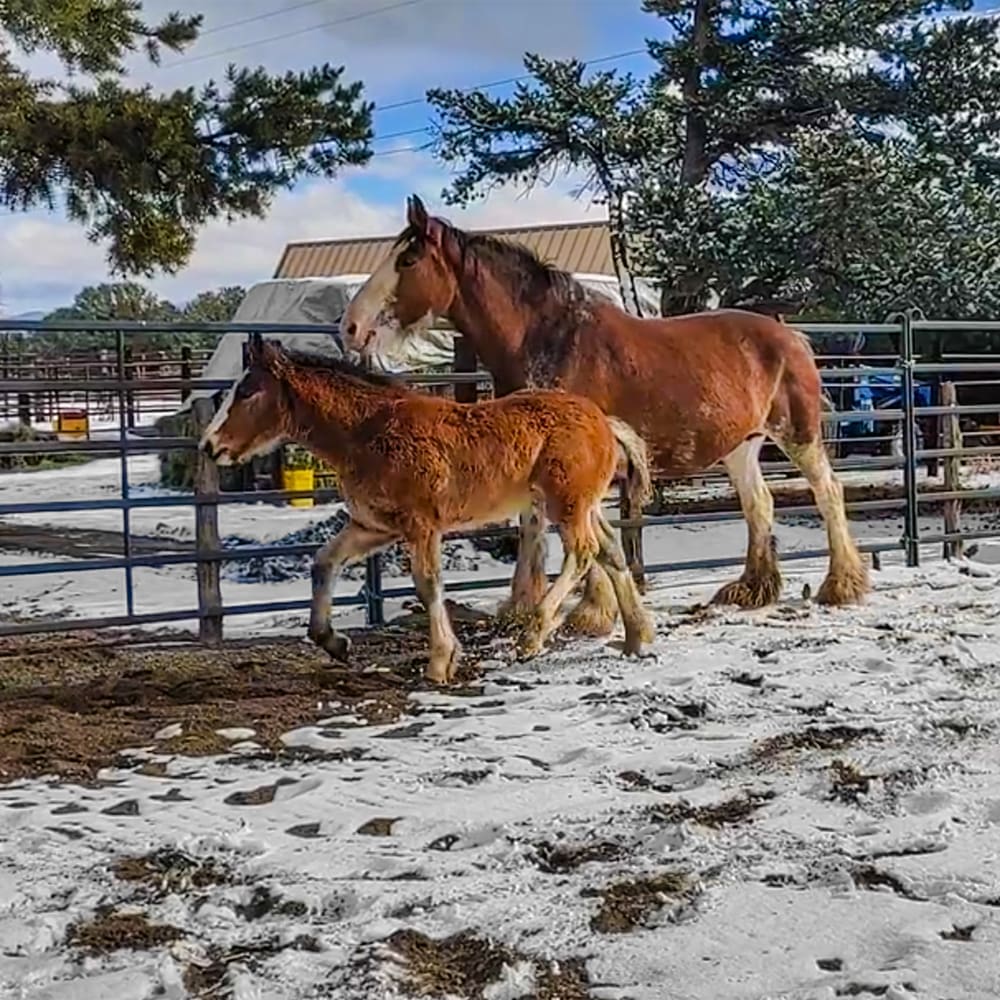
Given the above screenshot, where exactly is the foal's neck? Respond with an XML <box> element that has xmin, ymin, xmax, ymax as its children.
<box><xmin>282</xmin><ymin>365</ymin><xmax>402</xmax><ymax>458</ymax></box>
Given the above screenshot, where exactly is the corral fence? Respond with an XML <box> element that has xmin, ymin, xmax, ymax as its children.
<box><xmin>2</xmin><ymin>311</ymin><xmax>1000</xmax><ymax>642</ymax></box>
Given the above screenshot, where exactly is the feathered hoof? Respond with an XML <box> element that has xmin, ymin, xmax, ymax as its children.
<box><xmin>711</xmin><ymin>571</ymin><xmax>782</xmax><ymax>609</ymax></box>
<box><xmin>816</xmin><ymin>561</ymin><xmax>870</xmax><ymax>606</ymax></box>
<box><xmin>563</xmin><ymin>600</ymin><xmax>617</xmax><ymax>638</ymax></box>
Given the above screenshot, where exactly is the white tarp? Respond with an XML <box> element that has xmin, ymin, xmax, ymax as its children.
<box><xmin>180</xmin><ymin>272</ymin><xmax>662</xmax><ymax>411</ymax></box>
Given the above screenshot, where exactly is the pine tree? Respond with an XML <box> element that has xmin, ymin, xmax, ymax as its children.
<box><xmin>0</xmin><ymin>1</ymin><xmax>372</xmax><ymax>275</ymax></box>
<box><xmin>428</xmin><ymin>1</ymin><xmax>1000</xmax><ymax>317</ymax></box>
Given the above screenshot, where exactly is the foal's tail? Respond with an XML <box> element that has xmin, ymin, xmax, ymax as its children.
<box><xmin>607</xmin><ymin>416</ymin><xmax>653</xmax><ymax>510</ymax></box>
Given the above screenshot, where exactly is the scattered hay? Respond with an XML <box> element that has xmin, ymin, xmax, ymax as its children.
<box><xmin>113</xmin><ymin>848</ymin><xmax>232</xmax><ymax>895</ymax></box>
<box><xmin>385</xmin><ymin>929</ymin><xmax>589</xmax><ymax>1000</ymax></box>
<box><xmin>68</xmin><ymin>909</ymin><xmax>184</xmax><ymax>955</ymax></box>
<box><xmin>652</xmin><ymin>791</ymin><xmax>775</xmax><ymax>828</ymax></box>
<box><xmin>584</xmin><ymin>871</ymin><xmax>695</xmax><ymax>934</ymax></box>
<box><xmin>753</xmin><ymin>725</ymin><xmax>880</xmax><ymax>761</ymax></box>
<box><xmin>184</xmin><ymin>936</ymin><xmax>321</xmax><ymax>997</ymax></box>
<box><xmin>532</xmin><ymin>839</ymin><xmax>622</xmax><ymax>873</ymax></box>
<box><xmin>828</xmin><ymin>759</ymin><xmax>872</xmax><ymax>804</ymax></box>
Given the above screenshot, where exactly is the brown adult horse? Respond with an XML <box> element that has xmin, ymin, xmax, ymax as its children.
<box><xmin>340</xmin><ymin>195</ymin><xmax>869</xmax><ymax>633</ymax></box>
<box><xmin>199</xmin><ymin>333</ymin><xmax>654</xmax><ymax>683</ymax></box>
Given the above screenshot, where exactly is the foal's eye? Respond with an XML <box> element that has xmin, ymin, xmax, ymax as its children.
<box><xmin>234</xmin><ymin>378</ymin><xmax>256</xmax><ymax>401</ymax></box>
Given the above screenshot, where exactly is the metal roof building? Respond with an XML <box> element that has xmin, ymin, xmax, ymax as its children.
<box><xmin>274</xmin><ymin>220</ymin><xmax>615</xmax><ymax>279</ymax></box>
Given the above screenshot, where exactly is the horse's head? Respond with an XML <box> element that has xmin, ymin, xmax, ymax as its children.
<box><xmin>341</xmin><ymin>194</ymin><xmax>457</xmax><ymax>360</ymax></box>
<box><xmin>199</xmin><ymin>333</ymin><xmax>292</xmax><ymax>465</ymax></box>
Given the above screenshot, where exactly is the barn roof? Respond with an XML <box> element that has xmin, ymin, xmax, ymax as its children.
<box><xmin>274</xmin><ymin>219</ymin><xmax>614</xmax><ymax>279</ymax></box>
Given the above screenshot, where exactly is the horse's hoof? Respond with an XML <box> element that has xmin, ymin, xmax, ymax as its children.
<box><xmin>710</xmin><ymin>574</ymin><xmax>781</xmax><ymax>609</ymax></box>
<box><xmin>310</xmin><ymin>628</ymin><xmax>351</xmax><ymax>661</ymax></box>
<box><xmin>427</xmin><ymin>645</ymin><xmax>460</xmax><ymax>685</ymax></box>
<box><xmin>563</xmin><ymin>602</ymin><xmax>616</xmax><ymax>638</ymax></box>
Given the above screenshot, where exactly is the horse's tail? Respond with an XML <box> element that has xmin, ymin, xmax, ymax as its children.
<box><xmin>607</xmin><ymin>416</ymin><xmax>653</xmax><ymax>510</ymax></box>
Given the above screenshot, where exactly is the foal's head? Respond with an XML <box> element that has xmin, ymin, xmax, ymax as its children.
<box><xmin>341</xmin><ymin>194</ymin><xmax>459</xmax><ymax>360</ymax></box>
<box><xmin>199</xmin><ymin>333</ymin><xmax>293</xmax><ymax>466</ymax></box>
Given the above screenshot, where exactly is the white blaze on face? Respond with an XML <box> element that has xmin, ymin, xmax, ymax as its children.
<box><xmin>198</xmin><ymin>369</ymin><xmax>246</xmax><ymax>465</ymax></box>
<box><xmin>341</xmin><ymin>250</ymin><xmax>405</xmax><ymax>359</ymax></box>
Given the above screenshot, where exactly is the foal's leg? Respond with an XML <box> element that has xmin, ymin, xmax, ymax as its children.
<box><xmin>519</xmin><ymin>511</ymin><xmax>596</xmax><ymax>660</ymax></box>
<box><xmin>778</xmin><ymin>437</ymin><xmax>869</xmax><ymax>605</ymax></box>
<box><xmin>712</xmin><ymin>436</ymin><xmax>783</xmax><ymax>608</ymax></box>
<box><xmin>497</xmin><ymin>498</ymin><xmax>548</xmax><ymax>624</ymax></box>
<box><xmin>410</xmin><ymin>530</ymin><xmax>461</xmax><ymax>684</ymax></box>
<box><xmin>593</xmin><ymin>509</ymin><xmax>656</xmax><ymax>654</ymax></box>
<box><xmin>309</xmin><ymin>520</ymin><xmax>398</xmax><ymax>660</ymax></box>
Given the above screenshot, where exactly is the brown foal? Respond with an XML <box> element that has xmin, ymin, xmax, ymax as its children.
<box><xmin>199</xmin><ymin>334</ymin><xmax>654</xmax><ymax>683</ymax></box>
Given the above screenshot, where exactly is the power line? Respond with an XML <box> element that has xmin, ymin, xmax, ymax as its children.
<box><xmin>199</xmin><ymin>0</ymin><xmax>333</xmax><ymax>38</ymax></box>
<box><xmin>374</xmin><ymin>47</ymin><xmax>647</xmax><ymax>113</ymax></box>
<box><xmin>161</xmin><ymin>0</ymin><xmax>429</xmax><ymax>70</ymax></box>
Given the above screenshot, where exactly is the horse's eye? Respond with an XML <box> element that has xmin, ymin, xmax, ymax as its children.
<box><xmin>398</xmin><ymin>247</ymin><xmax>419</xmax><ymax>269</ymax></box>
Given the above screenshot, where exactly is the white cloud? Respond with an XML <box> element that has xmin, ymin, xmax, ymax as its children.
<box><xmin>0</xmin><ymin>153</ymin><xmax>605</xmax><ymax>314</ymax></box>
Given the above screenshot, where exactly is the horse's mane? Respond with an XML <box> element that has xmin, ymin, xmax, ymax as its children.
<box><xmin>402</xmin><ymin>220</ymin><xmax>596</xmax><ymax>309</ymax></box>
<box><xmin>281</xmin><ymin>348</ymin><xmax>409</xmax><ymax>393</ymax></box>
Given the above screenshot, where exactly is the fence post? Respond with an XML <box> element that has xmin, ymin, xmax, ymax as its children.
<box><xmin>941</xmin><ymin>380</ymin><xmax>964</xmax><ymax>560</ymax></box>
<box><xmin>454</xmin><ymin>334</ymin><xmax>478</xmax><ymax>404</ymax></box>
<box><xmin>898</xmin><ymin>310</ymin><xmax>921</xmax><ymax>567</ymax></box>
<box><xmin>180</xmin><ymin>345</ymin><xmax>193</xmax><ymax>403</ymax></box>
<box><xmin>192</xmin><ymin>396</ymin><xmax>223</xmax><ymax>645</ymax></box>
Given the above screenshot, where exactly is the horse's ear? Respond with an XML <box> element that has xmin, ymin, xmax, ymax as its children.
<box><xmin>260</xmin><ymin>337</ymin><xmax>289</xmax><ymax>374</ymax></box>
<box><xmin>407</xmin><ymin>194</ymin><xmax>429</xmax><ymax>235</ymax></box>
<box><xmin>246</xmin><ymin>332</ymin><xmax>264</xmax><ymax>364</ymax></box>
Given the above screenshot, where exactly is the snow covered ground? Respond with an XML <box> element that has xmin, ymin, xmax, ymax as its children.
<box><xmin>2</xmin><ymin>561</ymin><xmax>1000</xmax><ymax>999</ymax></box>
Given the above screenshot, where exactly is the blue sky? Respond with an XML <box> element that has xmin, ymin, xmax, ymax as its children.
<box><xmin>1</xmin><ymin>0</ymin><xmax>996</xmax><ymax>315</ymax></box>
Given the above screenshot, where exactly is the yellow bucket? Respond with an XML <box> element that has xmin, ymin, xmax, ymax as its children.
<box><xmin>56</xmin><ymin>409</ymin><xmax>89</xmax><ymax>440</ymax></box>
<box><xmin>282</xmin><ymin>467</ymin><xmax>315</xmax><ymax>508</ymax></box>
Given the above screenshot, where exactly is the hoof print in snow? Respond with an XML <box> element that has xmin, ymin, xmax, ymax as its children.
<box><xmin>357</xmin><ymin>816</ymin><xmax>400</xmax><ymax>836</ymax></box>
<box><xmin>374</xmin><ymin>721</ymin><xmax>435</xmax><ymax>740</ymax></box>
<box><xmin>101</xmin><ymin>798</ymin><xmax>140</xmax><ymax>817</ymax></box>
<box><xmin>224</xmin><ymin>777</ymin><xmax>296</xmax><ymax>806</ymax></box>
<box><xmin>287</xmin><ymin>822</ymin><xmax>323</xmax><ymax>839</ymax></box>
<box><xmin>940</xmin><ymin>924</ymin><xmax>977</xmax><ymax>941</ymax></box>
<box><xmin>51</xmin><ymin>801</ymin><xmax>88</xmax><ymax>815</ymax></box>
<box><xmin>236</xmin><ymin>886</ymin><xmax>308</xmax><ymax>922</ymax></box>
<box><xmin>817</xmin><ymin>957</ymin><xmax>844</xmax><ymax>972</ymax></box>
<box><xmin>426</xmin><ymin>833</ymin><xmax>461</xmax><ymax>852</ymax></box>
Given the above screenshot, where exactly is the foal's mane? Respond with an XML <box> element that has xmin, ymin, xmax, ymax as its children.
<box><xmin>280</xmin><ymin>348</ymin><xmax>410</xmax><ymax>394</ymax></box>
<box><xmin>403</xmin><ymin>218</ymin><xmax>596</xmax><ymax>309</ymax></box>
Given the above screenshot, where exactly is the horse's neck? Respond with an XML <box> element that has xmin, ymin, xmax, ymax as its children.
<box><xmin>284</xmin><ymin>369</ymin><xmax>394</xmax><ymax>453</ymax></box>
<box><xmin>446</xmin><ymin>278</ymin><xmax>532</xmax><ymax>392</ymax></box>
<box><xmin>447</xmin><ymin>279</ymin><xmax>584</xmax><ymax>393</ymax></box>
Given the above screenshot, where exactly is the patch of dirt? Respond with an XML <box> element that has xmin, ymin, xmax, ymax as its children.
<box><xmin>584</xmin><ymin>870</ymin><xmax>695</xmax><ymax>934</ymax></box>
<box><xmin>752</xmin><ymin>725</ymin><xmax>880</xmax><ymax>761</ymax></box>
<box><xmin>385</xmin><ymin>928</ymin><xmax>590</xmax><ymax>999</ymax></box>
<box><xmin>651</xmin><ymin>791</ymin><xmax>775</xmax><ymax>828</ymax></box>
<box><xmin>357</xmin><ymin>816</ymin><xmax>400</xmax><ymax>836</ymax></box>
<box><xmin>532</xmin><ymin>839</ymin><xmax>623</xmax><ymax>873</ymax></box>
<box><xmin>0</xmin><ymin>622</ymin><xmax>500</xmax><ymax>783</ymax></box>
<box><xmin>113</xmin><ymin>848</ymin><xmax>232</xmax><ymax>895</ymax></box>
<box><xmin>940</xmin><ymin>923</ymin><xmax>977</xmax><ymax>941</ymax></box>
<box><xmin>68</xmin><ymin>909</ymin><xmax>184</xmax><ymax>955</ymax></box>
